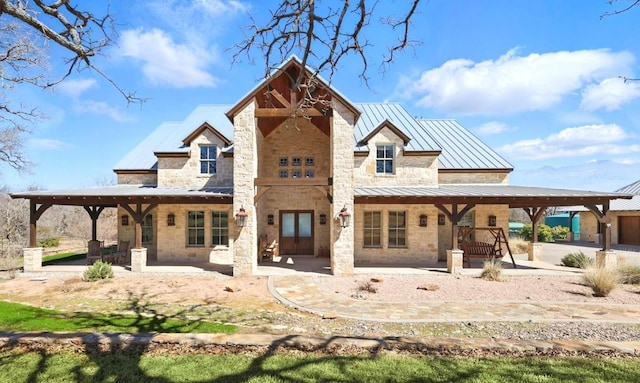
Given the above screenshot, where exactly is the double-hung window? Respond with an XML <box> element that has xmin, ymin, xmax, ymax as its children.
<box><xmin>142</xmin><ymin>214</ymin><xmax>153</xmax><ymax>243</ymax></box>
<box><xmin>187</xmin><ymin>211</ymin><xmax>205</xmax><ymax>246</ymax></box>
<box><xmin>200</xmin><ymin>145</ymin><xmax>217</xmax><ymax>174</ymax></box>
<box><xmin>211</xmin><ymin>211</ymin><xmax>229</xmax><ymax>246</ymax></box>
<box><xmin>388</xmin><ymin>211</ymin><xmax>406</xmax><ymax>247</ymax></box>
<box><xmin>376</xmin><ymin>144</ymin><xmax>394</xmax><ymax>174</ymax></box>
<box><xmin>363</xmin><ymin>211</ymin><xmax>382</xmax><ymax>247</ymax></box>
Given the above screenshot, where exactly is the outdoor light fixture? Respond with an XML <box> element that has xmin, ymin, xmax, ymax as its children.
<box><xmin>419</xmin><ymin>214</ymin><xmax>428</xmax><ymax>227</ymax></box>
<box><xmin>488</xmin><ymin>215</ymin><xmax>497</xmax><ymax>227</ymax></box>
<box><xmin>267</xmin><ymin>214</ymin><xmax>274</xmax><ymax>225</ymax></box>
<box><xmin>319</xmin><ymin>214</ymin><xmax>327</xmax><ymax>225</ymax></box>
<box><xmin>167</xmin><ymin>213</ymin><xmax>175</xmax><ymax>226</ymax></box>
<box><xmin>121</xmin><ymin>215</ymin><xmax>129</xmax><ymax>226</ymax></box>
<box><xmin>235</xmin><ymin>206</ymin><xmax>248</xmax><ymax>227</ymax></box>
<box><xmin>438</xmin><ymin>214</ymin><xmax>445</xmax><ymax>226</ymax></box>
<box><xmin>338</xmin><ymin>205</ymin><xmax>351</xmax><ymax>228</ymax></box>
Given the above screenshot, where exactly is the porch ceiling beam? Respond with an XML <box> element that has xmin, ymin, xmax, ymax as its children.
<box><xmin>355</xmin><ymin>196</ymin><xmax>618</xmax><ymax>207</ymax></box>
<box><xmin>267</xmin><ymin>89</ymin><xmax>291</xmax><ymax>108</ymax></box>
<box><xmin>254</xmin><ymin>107</ymin><xmax>324</xmax><ymax>117</ymax></box>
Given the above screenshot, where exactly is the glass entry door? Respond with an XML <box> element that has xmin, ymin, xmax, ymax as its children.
<box><xmin>279</xmin><ymin>211</ymin><xmax>314</xmax><ymax>255</ymax></box>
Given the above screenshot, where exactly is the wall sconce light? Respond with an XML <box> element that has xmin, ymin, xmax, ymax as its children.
<box><xmin>419</xmin><ymin>214</ymin><xmax>428</xmax><ymax>227</ymax></box>
<box><xmin>319</xmin><ymin>214</ymin><xmax>327</xmax><ymax>225</ymax></box>
<box><xmin>267</xmin><ymin>214</ymin><xmax>274</xmax><ymax>225</ymax></box>
<box><xmin>438</xmin><ymin>214</ymin><xmax>445</xmax><ymax>226</ymax></box>
<box><xmin>167</xmin><ymin>213</ymin><xmax>175</xmax><ymax>226</ymax></box>
<box><xmin>235</xmin><ymin>206</ymin><xmax>248</xmax><ymax>227</ymax></box>
<box><xmin>121</xmin><ymin>215</ymin><xmax>129</xmax><ymax>226</ymax></box>
<box><xmin>338</xmin><ymin>205</ymin><xmax>351</xmax><ymax>228</ymax></box>
<box><xmin>488</xmin><ymin>215</ymin><xmax>496</xmax><ymax>227</ymax></box>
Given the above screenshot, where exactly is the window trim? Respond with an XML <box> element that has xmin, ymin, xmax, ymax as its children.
<box><xmin>211</xmin><ymin>210</ymin><xmax>229</xmax><ymax>247</ymax></box>
<box><xmin>388</xmin><ymin>210</ymin><xmax>407</xmax><ymax>248</ymax></box>
<box><xmin>199</xmin><ymin>145</ymin><xmax>217</xmax><ymax>175</ymax></box>
<box><xmin>187</xmin><ymin>211</ymin><xmax>205</xmax><ymax>247</ymax></box>
<box><xmin>363</xmin><ymin>211</ymin><xmax>382</xmax><ymax>248</ymax></box>
<box><xmin>375</xmin><ymin>144</ymin><xmax>395</xmax><ymax>175</ymax></box>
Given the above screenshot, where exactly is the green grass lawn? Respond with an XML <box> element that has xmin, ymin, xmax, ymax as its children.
<box><xmin>42</xmin><ymin>251</ymin><xmax>87</xmax><ymax>265</ymax></box>
<box><xmin>1</xmin><ymin>351</ymin><xmax>638</xmax><ymax>382</ymax></box>
<box><xmin>0</xmin><ymin>301</ymin><xmax>236</xmax><ymax>334</ymax></box>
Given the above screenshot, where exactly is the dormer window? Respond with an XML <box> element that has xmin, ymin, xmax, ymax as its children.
<box><xmin>200</xmin><ymin>145</ymin><xmax>217</xmax><ymax>174</ymax></box>
<box><xmin>376</xmin><ymin>144</ymin><xmax>394</xmax><ymax>174</ymax></box>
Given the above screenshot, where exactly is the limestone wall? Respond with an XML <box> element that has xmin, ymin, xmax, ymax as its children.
<box><xmin>157</xmin><ymin>129</ymin><xmax>233</xmax><ymax>188</ymax></box>
<box><xmin>579</xmin><ymin>212</ymin><xmax>600</xmax><ymax>243</ymax></box>
<box><xmin>354</xmin><ymin>127</ymin><xmax>438</xmax><ymax>186</ymax></box>
<box><xmin>155</xmin><ymin>204</ymin><xmax>233</xmax><ymax>264</ymax></box>
<box><xmin>354</xmin><ymin>204</ymin><xmax>439</xmax><ymax>263</ymax></box>
<box><xmin>117</xmin><ymin>173</ymin><xmax>157</xmax><ymax>185</ymax></box>
<box><xmin>256</xmin><ymin>186</ymin><xmax>331</xmax><ymax>256</ymax></box>
<box><xmin>438</xmin><ymin>172</ymin><xmax>509</xmax><ymax>184</ymax></box>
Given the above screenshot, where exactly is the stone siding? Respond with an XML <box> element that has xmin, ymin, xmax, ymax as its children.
<box><xmin>231</xmin><ymin>101</ymin><xmax>258</xmax><ymax>276</ymax></box>
<box><xmin>354</xmin><ymin>127</ymin><xmax>438</xmax><ymax>186</ymax></box>
<box><xmin>354</xmin><ymin>204</ymin><xmax>439</xmax><ymax>263</ymax></box>
<box><xmin>579</xmin><ymin>212</ymin><xmax>600</xmax><ymax>243</ymax></box>
<box><xmin>157</xmin><ymin>129</ymin><xmax>233</xmax><ymax>188</ymax></box>
<box><xmin>117</xmin><ymin>205</ymin><xmax>157</xmax><ymax>260</ymax></box>
<box><xmin>439</xmin><ymin>172</ymin><xmax>509</xmax><ymax>184</ymax></box>
<box><xmin>117</xmin><ymin>173</ymin><xmax>157</xmax><ymax>185</ymax></box>
<box><xmin>330</xmin><ymin>100</ymin><xmax>355</xmax><ymax>275</ymax></box>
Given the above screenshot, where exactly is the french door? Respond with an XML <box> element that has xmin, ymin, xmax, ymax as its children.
<box><xmin>279</xmin><ymin>211</ymin><xmax>314</xmax><ymax>255</ymax></box>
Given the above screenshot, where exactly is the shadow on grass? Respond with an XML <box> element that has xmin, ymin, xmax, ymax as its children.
<box><xmin>2</xmin><ymin>333</ymin><xmax>640</xmax><ymax>382</ymax></box>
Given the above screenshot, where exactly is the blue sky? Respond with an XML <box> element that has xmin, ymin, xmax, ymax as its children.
<box><xmin>4</xmin><ymin>0</ymin><xmax>640</xmax><ymax>192</ymax></box>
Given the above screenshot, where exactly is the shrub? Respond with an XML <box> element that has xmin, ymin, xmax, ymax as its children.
<box><xmin>480</xmin><ymin>258</ymin><xmax>503</xmax><ymax>281</ymax></box>
<box><xmin>583</xmin><ymin>267</ymin><xmax>619</xmax><ymax>297</ymax></box>
<box><xmin>38</xmin><ymin>237</ymin><xmax>60</xmax><ymax>248</ymax></box>
<box><xmin>561</xmin><ymin>252</ymin><xmax>593</xmax><ymax>269</ymax></box>
<box><xmin>550</xmin><ymin>225</ymin><xmax>569</xmax><ymax>240</ymax></box>
<box><xmin>519</xmin><ymin>224</ymin><xmax>554</xmax><ymax>242</ymax></box>
<box><xmin>83</xmin><ymin>260</ymin><xmax>114</xmax><ymax>282</ymax></box>
<box><xmin>618</xmin><ymin>264</ymin><xmax>640</xmax><ymax>285</ymax></box>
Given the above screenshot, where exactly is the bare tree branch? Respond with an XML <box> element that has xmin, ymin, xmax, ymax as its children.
<box><xmin>232</xmin><ymin>0</ymin><xmax>422</xmax><ymax>91</ymax></box>
<box><xmin>601</xmin><ymin>0</ymin><xmax>640</xmax><ymax>19</ymax></box>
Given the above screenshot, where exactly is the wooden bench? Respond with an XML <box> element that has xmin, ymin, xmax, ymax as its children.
<box><xmin>258</xmin><ymin>235</ymin><xmax>279</xmax><ymax>263</ymax></box>
<box><xmin>461</xmin><ymin>241</ymin><xmax>498</xmax><ymax>268</ymax></box>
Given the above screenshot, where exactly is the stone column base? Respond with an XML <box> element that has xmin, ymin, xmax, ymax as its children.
<box><xmin>447</xmin><ymin>249</ymin><xmax>463</xmax><ymax>274</ymax></box>
<box><xmin>130</xmin><ymin>248</ymin><xmax>147</xmax><ymax>272</ymax></box>
<box><xmin>527</xmin><ymin>242</ymin><xmax>542</xmax><ymax>262</ymax></box>
<box><xmin>23</xmin><ymin>247</ymin><xmax>44</xmax><ymax>272</ymax></box>
<box><xmin>596</xmin><ymin>250</ymin><xmax>617</xmax><ymax>269</ymax></box>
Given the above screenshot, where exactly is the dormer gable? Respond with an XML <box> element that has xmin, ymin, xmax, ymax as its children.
<box><xmin>182</xmin><ymin>122</ymin><xmax>233</xmax><ymax>147</ymax></box>
<box><xmin>357</xmin><ymin>119</ymin><xmax>411</xmax><ymax>147</ymax></box>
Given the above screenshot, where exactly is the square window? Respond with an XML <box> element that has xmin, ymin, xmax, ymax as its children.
<box><xmin>279</xmin><ymin>170</ymin><xmax>288</xmax><ymax>178</ymax></box>
<box><xmin>305</xmin><ymin>169</ymin><xmax>314</xmax><ymax>178</ymax></box>
<box><xmin>292</xmin><ymin>169</ymin><xmax>302</xmax><ymax>178</ymax></box>
<box><xmin>279</xmin><ymin>157</ymin><xmax>288</xmax><ymax>166</ymax></box>
<box><xmin>305</xmin><ymin>157</ymin><xmax>315</xmax><ymax>166</ymax></box>
<box><xmin>292</xmin><ymin>157</ymin><xmax>301</xmax><ymax>166</ymax></box>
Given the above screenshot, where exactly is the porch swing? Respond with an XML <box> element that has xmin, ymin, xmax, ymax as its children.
<box><xmin>458</xmin><ymin>227</ymin><xmax>516</xmax><ymax>268</ymax></box>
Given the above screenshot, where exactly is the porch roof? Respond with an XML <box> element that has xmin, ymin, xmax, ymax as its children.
<box><xmin>354</xmin><ymin>184</ymin><xmax>633</xmax><ymax>208</ymax></box>
<box><xmin>10</xmin><ymin>185</ymin><xmax>233</xmax><ymax>206</ymax></box>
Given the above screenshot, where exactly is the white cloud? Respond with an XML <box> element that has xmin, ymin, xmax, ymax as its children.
<box><xmin>29</xmin><ymin>138</ymin><xmax>70</xmax><ymax>150</ymax></box>
<box><xmin>498</xmin><ymin>124</ymin><xmax>640</xmax><ymax>160</ymax></box>
<box><xmin>55</xmin><ymin>79</ymin><xmax>97</xmax><ymax>98</ymax></box>
<box><xmin>119</xmin><ymin>28</ymin><xmax>219</xmax><ymax>88</ymax></box>
<box><xmin>74</xmin><ymin>101</ymin><xmax>133</xmax><ymax>122</ymax></box>
<box><xmin>580</xmin><ymin>77</ymin><xmax>640</xmax><ymax>111</ymax></box>
<box><xmin>476</xmin><ymin>121</ymin><xmax>511</xmax><ymax>135</ymax></box>
<box><xmin>398</xmin><ymin>48</ymin><xmax>635</xmax><ymax>116</ymax></box>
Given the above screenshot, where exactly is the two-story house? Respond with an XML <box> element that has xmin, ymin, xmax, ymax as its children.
<box><xmin>14</xmin><ymin>57</ymin><xmax>631</xmax><ymax>275</ymax></box>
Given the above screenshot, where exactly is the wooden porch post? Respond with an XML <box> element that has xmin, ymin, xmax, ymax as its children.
<box><xmin>29</xmin><ymin>201</ymin><xmax>52</xmax><ymax>247</ymax></box>
<box><xmin>83</xmin><ymin>206</ymin><xmax>105</xmax><ymax>241</ymax></box>
<box><xmin>121</xmin><ymin>203</ymin><xmax>156</xmax><ymax>249</ymax></box>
